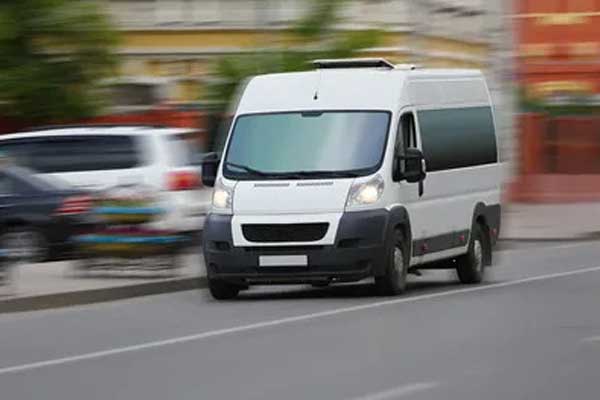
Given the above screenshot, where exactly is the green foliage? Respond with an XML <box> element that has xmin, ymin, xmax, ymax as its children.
<box><xmin>293</xmin><ymin>0</ymin><xmax>344</xmax><ymax>39</ymax></box>
<box><xmin>0</xmin><ymin>0</ymin><xmax>119</xmax><ymax>123</ymax></box>
<box><xmin>205</xmin><ymin>0</ymin><xmax>382</xmax><ymax>112</ymax></box>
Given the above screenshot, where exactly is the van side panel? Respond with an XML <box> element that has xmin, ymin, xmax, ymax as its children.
<box><xmin>405</xmin><ymin>77</ymin><xmax>501</xmax><ymax>265</ymax></box>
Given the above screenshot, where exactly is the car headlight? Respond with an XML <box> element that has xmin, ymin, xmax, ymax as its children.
<box><xmin>212</xmin><ymin>179</ymin><xmax>234</xmax><ymax>213</ymax></box>
<box><xmin>346</xmin><ymin>175</ymin><xmax>384</xmax><ymax>208</ymax></box>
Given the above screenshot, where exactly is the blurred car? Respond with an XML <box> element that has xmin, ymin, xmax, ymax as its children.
<box><xmin>0</xmin><ymin>125</ymin><xmax>212</xmax><ymax>235</ymax></box>
<box><xmin>0</xmin><ymin>166</ymin><xmax>94</xmax><ymax>262</ymax></box>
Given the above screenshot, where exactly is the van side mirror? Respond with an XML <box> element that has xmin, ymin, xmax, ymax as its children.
<box><xmin>201</xmin><ymin>152</ymin><xmax>220</xmax><ymax>188</ymax></box>
<box><xmin>396</xmin><ymin>148</ymin><xmax>426</xmax><ymax>184</ymax></box>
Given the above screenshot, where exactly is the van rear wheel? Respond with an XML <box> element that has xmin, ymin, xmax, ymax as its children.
<box><xmin>456</xmin><ymin>224</ymin><xmax>487</xmax><ymax>284</ymax></box>
<box><xmin>375</xmin><ymin>230</ymin><xmax>408</xmax><ymax>296</ymax></box>
<box><xmin>208</xmin><ymin>279</ymin><xmax>240</xmax><ymax>300</ymax></box>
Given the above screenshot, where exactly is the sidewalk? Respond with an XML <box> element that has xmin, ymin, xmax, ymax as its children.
<box><xmin>0</xmin><ymin>253</ymin><xmax>206</xmax><ymax>313</ymax></box>
<box><xmin>502</xmin><ymin>202</ymin><xmax>600</xmax><ymax>241</ymax></box>
<box><xmin>2</xmin><ymin>205</ymin><xmax>599</xmax><ymax>314</ymax></box>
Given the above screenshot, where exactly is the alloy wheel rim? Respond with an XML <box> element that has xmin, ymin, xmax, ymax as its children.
<box><xmin>473</xmin><ymin>239</ymin><xmax>483</xmax><ymax>272</ymax></box>
<box><xmin>394</xmin><ymin>246</ymin><xmax>405</xmax><ymax>277</ymax></box>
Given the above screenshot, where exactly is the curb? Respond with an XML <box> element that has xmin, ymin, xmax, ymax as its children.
<box><xmin>499</xmin><ymin>233</ymin><xmax>600</xmax><ymax>243</ymax></box>
<box><xmin>498</xmin><ymin>237</ymin><xmax>591</xmax><ymax>243</ymax></box>
<box><xmin>0</xmin><ymin>276</ymin><xmax>207</xmax><ymax>314</ymax></box>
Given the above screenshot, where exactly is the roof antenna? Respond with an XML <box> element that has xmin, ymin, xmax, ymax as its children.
<box><xmin>313</xmin><ymin>68</ymin><xmax>322</xmax><ymax>101</ymax></box>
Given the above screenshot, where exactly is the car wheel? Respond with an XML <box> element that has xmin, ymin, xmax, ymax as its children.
<box><xmin>456</xmin><ymin>223</ymin><xmax>487</xmax><ymax>284</ymax></box>
<box><xmin>208</xmin><ymin>279</ymin><xmax>240</xmax><ymax>300</ymax></box>
<box><xmin>0</xmin><ymin>226</ymin><xmax>49</xmax><ymax>263</ymax></box>
<box><xmin>375</xmin><ymin>229</ymin><xmax>408</xmax><ymax>296</ymax></box>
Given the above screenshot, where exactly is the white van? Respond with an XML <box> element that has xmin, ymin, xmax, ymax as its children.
<box><xmin>0</xmin><ymin>125</ymin><xmax>212</xmax><ymax>234</ymax></box>
<box><xmin>201</xmin><ymin>59</ymin><xmax>501</xmax><ymax>300</ymax></box>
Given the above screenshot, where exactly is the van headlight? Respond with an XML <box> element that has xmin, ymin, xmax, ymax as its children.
<box><xmin>212</xmin><ymin>179</ymin><xmax>234</xmax><ymax>213</ymax></box>
<box><xmin>346</xmin><ymin>175</ymin><xmax>384</xmax><ymax>208</ymax></box>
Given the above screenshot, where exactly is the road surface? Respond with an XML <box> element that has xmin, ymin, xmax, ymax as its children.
<box><xmin>1</xmin><ymin>240</ymin><xmax>600</xmax><ymax>400</ymax></box>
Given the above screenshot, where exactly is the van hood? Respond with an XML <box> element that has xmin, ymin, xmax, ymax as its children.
<box><xmin>233</xmin><ymin>179</ymin><xmax>353</xmax><ymax>215</ymax></box>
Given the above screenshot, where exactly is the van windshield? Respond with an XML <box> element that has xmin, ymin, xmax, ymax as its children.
<box><xmin>223</xmin><ymin>111</ymin><xmax>390</xmax><ymax>180</ymax></box>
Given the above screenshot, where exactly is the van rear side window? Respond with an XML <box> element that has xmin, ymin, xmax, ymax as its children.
<box><xmin>0</xmin><ymin>135</ymin><xmax>141</xmax><ymax>173</ymax></box>
<box><xmin>417</xmin><ymin>106</ymin><xmax>497</xmax><ymax>172</ymax></box>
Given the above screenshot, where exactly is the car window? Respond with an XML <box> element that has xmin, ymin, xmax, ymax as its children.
<box><xmin>7</xmin><ymin>167</ymin><xmax>73</xmax><ymax>192</ymax></box>
<box><xmin>0</xmin><ymin>173</ymin><xmax>14</xmax><ymax>196</ymax></box>
<box><xmin>168</xmin><ymin>134</ymin><xmax>206</xmax><ymax>167</ymax></box>
<box><xmin>0</xmin><ymin>135</ymin><xmax>142</xmax><ymax>173</ymax></box>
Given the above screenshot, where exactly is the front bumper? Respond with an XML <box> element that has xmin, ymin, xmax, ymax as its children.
<box><xmin>203</xmin><ymin>210</ymin><xmax>390</xmax><ymax>285</ymax></box>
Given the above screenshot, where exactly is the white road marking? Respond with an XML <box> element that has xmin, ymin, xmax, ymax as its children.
<box><xmin>1</xmin><ymin>265</ymin><xmax>600</xmax><ymax>376</ymax></box>
<box><xmin>582</xmin><ymin>336</ymin><xmax>600</xmax><ymax>343</ymax></box>
<box><xmin>349</xmin><ymin>381</ymin><xmax>440</xmax><ymax>400</ymax></box>
<box><xmin>497</xmin><ymin>241</ymin><xmax>599</xmax><ymax>256</ymax></box>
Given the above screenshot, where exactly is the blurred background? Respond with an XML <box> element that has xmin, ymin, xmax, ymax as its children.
<box><xmin>0</xmin><ymin>0</ymin><xmax>512</xmax><ymax>161</ymax></box>
<box><xmin>4</xmin><ymin>0</ymin><xmax>600</xmax><ymax>204</ymax></box>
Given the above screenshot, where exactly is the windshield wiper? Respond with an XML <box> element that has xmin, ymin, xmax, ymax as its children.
<box><xmin>225</xmin><ymin>162</ymin><xmax>270</xmax><ymax>177</ymax></box>
<box><xmin>225</xmin><ymin>163</ymin><xmax>363</xmax><ymax>179</ymax></box>
<box><xmin>279</xmin><ymin>170</ymin><xmax>363</xmax><ymax>179</ymax></box>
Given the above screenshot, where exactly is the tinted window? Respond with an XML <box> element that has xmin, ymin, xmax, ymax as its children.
<box><xmin>167</xmin><ymin>135</ymin><xmax>194</xmax><ymax>167</ymax></box>
<box><xmin>224</xmin><ymin>111</ymin><xmax>390</xmax><ymax>179</ymax></box>
<box><xmin>0</xmin><ymin>135</ymin><xmax>141</xmax><ymax>173</ymax></box>
<box><xmin>6</xmin><ymin>167</ymin><xmax>72</xmax><ymax>192</ymax></box>
<box><xmin>0</xmin><ymin>174</ymin><xmax>14</xmax><ymax>196</ymax></box>
<box><xmin>417</xmin><ymin>107</ymin><xmax>497</xmax><ymax>172</ymax></box>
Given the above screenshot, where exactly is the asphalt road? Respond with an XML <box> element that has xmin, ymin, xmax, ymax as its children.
<box><xmin>1</xmin><ymin>240</ymin><xmax>600</xmax><ymax>400</ymax></box>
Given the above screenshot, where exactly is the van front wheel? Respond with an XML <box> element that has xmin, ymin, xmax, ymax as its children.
<box><xmin>208</xmin><ymin>280</ymin><xmax>240</xmax><ymax>300</ymax></box>
<box><xmin>375</xmin><ymin>230</ymin><xmax>408</xmax><ymax>296</ymax></box>
<box><xmin>456</xmin><ymin>224</ymin><xmax>487</xmax><ymax>284</ymax></box>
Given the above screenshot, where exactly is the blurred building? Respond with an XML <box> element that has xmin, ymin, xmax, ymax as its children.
<box><xmin>104</xmin><ymin>0</ymin><xmax>504</xmax><ymax>107</ymax></box>
<box><xmin>511</xmin><ymin>0</ymin><xmax>600</xmax><ymax>202</ymax></box>
<box><xmin>515</xmin><ymin>0</ymin><xmax>600</xmax><ymax>102</ymax></box>
<box><xmin>102</xmin><ymin>0</ymin><xmax>513</xmax><ymax>167</ymax></box>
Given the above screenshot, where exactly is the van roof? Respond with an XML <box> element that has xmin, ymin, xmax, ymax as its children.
<box><xmin>0</xmin><ymin>125</ymin><xmax>198</xmax><ymax>141</ymax></box>
<box><xmin>236</xmin><ymin>68</ymin><xmax>486</xmax><ymax>115</ymax></box>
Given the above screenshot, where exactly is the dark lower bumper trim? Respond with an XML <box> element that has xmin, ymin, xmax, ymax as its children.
<box><xmin>209</xmin><ymin>266</ymin><xmax>372</xmax><ymax>285</ymax></box>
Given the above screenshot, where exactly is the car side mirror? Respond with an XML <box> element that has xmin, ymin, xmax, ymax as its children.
<box><xmin>400</xmin><ymin>148</ymin><xmax>426</xmax><ymax>184</ymax></box>
<box><xmin>201</xmin><ymin>152</ymin><xmax>220</xmax><ymax>188</ymax></box>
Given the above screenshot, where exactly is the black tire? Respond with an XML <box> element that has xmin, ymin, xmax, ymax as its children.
<box><xmin>375</xmin><ymin>230</ymin><xmax>408</xmax><ymax>296</ymax></box>
<box><xmin>456</xmin><ymin>223</ymin><xmax>487</xmax><ymax>284</ymax></box>
<box><xmin>208</xmin><ymin>279</ymin><xmax>240</xmax><ymax>300</ymax></box>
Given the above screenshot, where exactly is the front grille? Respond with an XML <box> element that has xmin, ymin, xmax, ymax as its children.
<box><xmin>242</xmin><ymin>223</ymin><xmax>329</xmax><ymax>243</ymax></box>
<box><xmin>243</xmin><ymin>246</ymin><xmax>324</xmax><ymax>253</ymax></box>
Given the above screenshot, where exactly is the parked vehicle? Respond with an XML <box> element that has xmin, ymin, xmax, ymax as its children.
<box><xmin>0</xmin><ymin>125</ymin><xmax>213</xmax><ymax>236</ymax></box>
<box><xmin>0</xmin><ymin>166</ymin><xmax>95</xmax><ymax>262</ymax></box>
<box><xmin>201</xmin><ymin>58</ymin><xmax>501</xmax><ymax>299</ymax></box>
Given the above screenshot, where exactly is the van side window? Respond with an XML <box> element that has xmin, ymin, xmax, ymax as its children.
<box><xmin>398</xmin><ymin>112</ymin><xmax>417</xmax><ymax>153</ymax></box>
<box><xmin>394</xmin><ymin>112</ymin><xmax>417</xmax><ymax>182</ymax></box>
<box><xmin>417</xmin><ymin>106</ymin><xmax>497</xmax><ymax>172</ymax></box>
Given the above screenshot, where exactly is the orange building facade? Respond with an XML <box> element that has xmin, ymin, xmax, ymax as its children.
<box><xmin>516</xmin><ymin>0</ymin><xmax>600</xmax><ymax>100</ymax></box>
<box><xmin>511</xmin><ymin>0</ymin><xmax>600</xmax><ymax>202</ymax></box>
